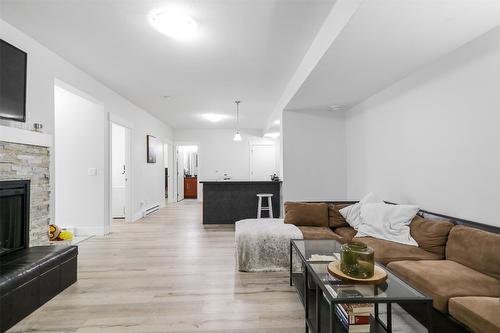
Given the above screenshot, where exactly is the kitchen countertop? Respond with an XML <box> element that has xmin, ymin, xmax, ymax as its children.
<box><xmin>200</xmin><ymin>180</ymin><xmax>282</xmax><ymax>184</ymax></box>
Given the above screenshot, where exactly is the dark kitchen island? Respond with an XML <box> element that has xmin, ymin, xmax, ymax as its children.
<box><xmin>200</xmin><ymin>181</ymin><xmax>282</xmax><ymax>224</ymax></box>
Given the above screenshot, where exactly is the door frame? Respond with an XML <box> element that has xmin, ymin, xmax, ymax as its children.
<box><xmin>174</xmin><ymin>142</ymin><xmax>200</xmax><ymax>202</ymax></box>
<box><xmin>163</xmin><ymin>140</ymin><xmax>175</xmax><ymax>203</ymax></box>
<box><xmin>108</xmin><ymin>114</ymin><xmax>133</xmax><ymax>229</ymax></box>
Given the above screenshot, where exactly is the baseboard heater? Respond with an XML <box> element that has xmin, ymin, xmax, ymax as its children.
<box><xmin>143</xmin><ymin>204</ymin><xmax>160</xmax><ymax>217</ymax></box>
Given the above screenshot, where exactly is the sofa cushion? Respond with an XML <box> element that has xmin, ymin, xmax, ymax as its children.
<box><xmin>284</xmin><ymin>202</ymin><xmax>329</xmax><ymax>227</ymax></box>
<box><xmin>340</xmin><ymin>193</ymin><xmax>383</xmax><ymax>228</ymax></box>
<box><xmin>353</xmin><ymin>236</ymin><xmax>442</xmax><ymax>265</ymax></box>
<box><xmin>297</xmin><ymin>226</ymin><xmax>343</xmax><ymax>242</ymax></box>
<box><xmin>449</xmin><ymin>297</ymin><xmax>500</xmax><ymax>333</ymax></box>
<box><xmin>387</xmin><ymin>260</ymin><xmax>500</xmax><ymax>313</ymax></box>
<box><xmin>334</xmin><ymin>227</ymin><xmax>357</xmax><ymax>242</ymax></box>
<box><xmin>446</xmin><ymin>225</ymin><xmax>500</xmax><ymax>279</ymax></box>
<box><xmin>329</xmin><ymin>203</ymin><xmax>351</xmax><ymax>228</ymax></box>
<box><xmin>410</xmin><ymin>215</ymin><xmax>454</xmax><ymax>257</ymax></box>
<box><xmin>356</xmin><ymin>203</ymin><xmax>419</xmax><ymax>246</ymax></box>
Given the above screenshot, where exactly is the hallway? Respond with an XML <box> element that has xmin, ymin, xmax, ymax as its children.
<box><xmin>10</xmin><ymin>201</ymin><xmax>304</xmax><ymax>332</ymax></box>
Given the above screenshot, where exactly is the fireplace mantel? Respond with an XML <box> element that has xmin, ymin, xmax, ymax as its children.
<box><xmin>0</xmin><ymin>124</ymin><xmax>52</xmax><ymax>147</ymax></box>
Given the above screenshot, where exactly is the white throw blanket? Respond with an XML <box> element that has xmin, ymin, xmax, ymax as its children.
<box><xmin>235</xmin><ymin>218</ymin><xmax>303</xmax><ymax>272</ymax></box>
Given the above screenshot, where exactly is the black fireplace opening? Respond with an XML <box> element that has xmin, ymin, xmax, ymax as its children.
<box><xmin>0</xmin><ymin>179</ymin><xmax>30</xmax><ymax>257</ymax></box>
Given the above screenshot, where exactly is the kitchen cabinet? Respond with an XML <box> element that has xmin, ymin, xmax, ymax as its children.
<box><xmin>184</xmin><ymin>177</ymin><xmax>197</xmax><ymax>199</ymax></box>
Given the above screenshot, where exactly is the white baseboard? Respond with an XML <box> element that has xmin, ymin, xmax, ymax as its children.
<box><xmin>132</xmin><ymin>211</ymin><xmax>143</xmax><ymax>222</ymax></box>
<box><xmin>75</xmin><ymin>226</ymin><xmax>106</xmax><ymax>236</ymax></box>
<box><xmin>132</xmin><ymin>201</ymin><xmax>165</xmax><ymax>222</ymax></box>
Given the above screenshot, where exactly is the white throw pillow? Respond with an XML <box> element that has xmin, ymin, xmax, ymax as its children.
<box><xmin>339</xmin><ymin>192</ymin><xmax>383</xmax><ymax>229</ymax></box>
<box><xmin>356</xmin><ymin>203</ymin><xmax>419</xmax><ymax>246</ymax></box>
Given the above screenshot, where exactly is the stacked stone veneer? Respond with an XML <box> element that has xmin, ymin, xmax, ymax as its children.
<box><xmin>0</xmin><ymin>141</ymin><xmax>50</xmax><ymax>246</ymax></box>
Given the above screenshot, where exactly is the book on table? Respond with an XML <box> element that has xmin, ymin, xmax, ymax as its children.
<box><xmin>335</xmin><ymin>302</ymin><xmax>373</xmax><ymax>333</ymax></box>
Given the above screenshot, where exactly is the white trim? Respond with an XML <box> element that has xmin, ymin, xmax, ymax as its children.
<box><xmin>163</xmin><ymin>141</ymin><xmax>175</xmax><ymax>203</ymax></box>
<box><xmin>109</xmin><ymin>113</ymin><xmax>135</xmax><ymax>129</ymax></box>
<box><xmin>75</xmin><ymin>226</ymin><xmax>106</xmax><ymax>236</ymax></box>
<box><xmin>0</xmin><ymin>124</ymin><xmax>53</xmax><ymax>147</ymax></box>
<box><xmin>133</xmin><ymin>211</ymin><xmax>142</xmax><ymax>222</ymax></box>
<box><xmin>54</xmin><ymin>78</ymin><xmax>102</xmax><ymax>105</ymax></box>
<box><xmin>108</xmin><ymin>120</ymin><xmax>134</xmax><ymax>229</ymax></box>
<box><xmin>174</xmin><ymin>141</ymin><xmax>201</xmax><ymax>202</ymax></box>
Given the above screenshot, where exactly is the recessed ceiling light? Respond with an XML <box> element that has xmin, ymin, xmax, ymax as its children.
<box><xmin>150</xmin><ymin>9</ymin><xmax>198</xmax><ymax>40</ymax></box>
<box><xmin>264</xmin><ymin>132</ymin><xmax>280</xmax><ymax>139</ymax></box>
<box><xmin>329</xmin><ymin>104</ymin><xmax>345</xmax><ymax>111</ymax></box>
<box><xmin>200</xmin><ymin>113</ymin><xmax>228</xmax><ymax>123</ymax></box>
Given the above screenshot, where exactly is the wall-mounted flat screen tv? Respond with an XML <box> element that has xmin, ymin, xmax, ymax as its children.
<box><xmin>0</xmin><ymin>39</ymin><xmax>27</xmax><ymax>122</ymax></box>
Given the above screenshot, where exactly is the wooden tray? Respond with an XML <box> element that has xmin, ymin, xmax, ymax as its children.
<box><xmin>327</xmin><ymin>261</ymin><xmax>388</xmax><ymax>285</ymax></box>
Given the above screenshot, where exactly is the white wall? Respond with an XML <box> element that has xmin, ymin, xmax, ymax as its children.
<box><xmin>282</xmin><ymin>109</ymin><xmax>346</xmax><ymax>202</ymax></box>
<box><xmin>345</xmin><ymin>26</ymin><xmax>500</xmax><ymax>225</ymax></box>
<box><xmin>174</xmin><ymin>129</ymin><xmax>279</xmax><ymax>180</ymax></box>
<box><xmin>0</xmin><ymin>19</ymin><xmax>173</xmax><ymax>227</ymax></box>
<box><xmin>55</xmin><ymin>86</ymin><xmax>106</xmax><ymax>234</ymax></box>
<box><xmin>173</xmin><ymin>129</ymin><xmax>279</xmax><ymax>199</ymax></box>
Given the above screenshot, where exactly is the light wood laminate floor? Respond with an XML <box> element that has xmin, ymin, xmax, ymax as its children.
<box><xmin>9</xmin><ymin>200</ymin><xmax>305</xmax><ymax>332</ymax></box>
<box><xmin>10</xmin><ymin>200</ymin><xmax>425</xmax><ymax>333</ymax></box>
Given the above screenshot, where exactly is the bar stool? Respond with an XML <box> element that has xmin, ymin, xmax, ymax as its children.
<box><xmin>257</xmin><ymin>193</ymin><xmax>273</xmax><ymax>218</ymax></box>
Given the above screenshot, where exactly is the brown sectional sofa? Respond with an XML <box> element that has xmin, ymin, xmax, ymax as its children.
<box><xmin>449</xmin><ymin>297</ymin><xmax>500</xmax><ymax>333</ymax></box>
<box><xmin>284</xmin><ymin>201</ymin><xmax>500</xmax><ymax>333</ymax></box>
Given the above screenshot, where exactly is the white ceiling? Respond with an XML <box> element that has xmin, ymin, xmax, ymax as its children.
<box><xmin>286</xmin><ymin>0</ymin><xmax>500</xmax><ymax>111</ymax></box>
<box><xmin>0</xmin><ymin>0</ymin><xmax>334</xmax><ymax>129</ymax></box>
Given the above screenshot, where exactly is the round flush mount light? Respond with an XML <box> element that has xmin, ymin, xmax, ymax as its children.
<box><xmin>200</xmin><ymin>113</ymin><xmax>228</xmax><ymax>123</ymax></box>
<box><xmin>264</xmin><ymin>132</ymin><xmax>280</xmax><ymax>139</ymax></box>
<box><xmin>329</xmin><ymin>104</ymin><xmax>345</xmax><ymax>111</ymax></box>
<box><xmin>150</xmin><ymin>9</ymin><xmax>198</xmax><ymax>40</ymax></box>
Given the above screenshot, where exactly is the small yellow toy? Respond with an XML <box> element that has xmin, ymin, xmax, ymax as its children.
<box><xmin>58</xmin><ymin>230</ymin><xmax>73</xmax><ymax>241</ymax></box>
<box><xmin>49</xmin><ymin>224</ymin><xmax>73</xmax><ymax>241</ymax></box>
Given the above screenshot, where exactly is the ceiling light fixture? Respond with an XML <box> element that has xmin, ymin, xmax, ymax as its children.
<box><xmin>329</xmin><ymin>104</ymin><xmax>345</xmax><ymax>112</ymax></box>
<box><xmin>264</xmin><ymin>132</ymin><xmax>280</xmax><ymax>139</ymax></box>
<box><xmin>201</xmin><ymin>113</ymin><xmax>228</xmax><ymax>123</ymax></box>
<box><xmin>233</xmin><ymin>101</ymin><xmax>242</xmax><ymax>141</ymax></box>
<box><xmin>150</xmin><ymin>9</ymin><xmax>198</xmax><ymax>40</ymax></box>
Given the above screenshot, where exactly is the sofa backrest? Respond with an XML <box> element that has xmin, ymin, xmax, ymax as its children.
<box><xmin>446</xmin><ymin>225</ymin><xmax>500</xmax><ymax>280</ymax></box>
<box><xmin>409</xmin><ymin>215</ymin><xmax>454</xmax><ymax>257</ymax></box>
<box><xmin>284</xmin><ymin>202</ymin><xmax>329</xmax><ymax>227</ymax></box>
<box><xmin>328</xmin><ymin>203</ymin><xmax>352</xmax><ymax>228</ymax></box>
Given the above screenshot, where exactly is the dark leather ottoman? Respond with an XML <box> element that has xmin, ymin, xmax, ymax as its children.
<box><xmin>0</xmin><ymin>245</ymin><xmax>78</xmax><ymax>332</ymax></box>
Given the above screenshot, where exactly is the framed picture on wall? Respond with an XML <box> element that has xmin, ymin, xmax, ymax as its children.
<box><xmin>147</xmin><ymin>135</ymin><xmax>157</xmax><ymax>163</ymax></box>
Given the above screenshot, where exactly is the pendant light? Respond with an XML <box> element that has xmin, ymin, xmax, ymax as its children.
<box><xmin>233</xmin><ymin>100</ymin><xmax>242</xmax><ymax>141</ymax></box>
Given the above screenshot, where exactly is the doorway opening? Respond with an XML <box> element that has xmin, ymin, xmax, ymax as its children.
<box><xmin>111</xmin><ymin>122</ymin><xmax>132</xmax><ymax>224</ymax></box>
<box><xmin>176</xmin><ymin>145</ymin><xmax>198</xmax><ymax>201</ymax></box>
<box><xmin>163</xmin><ymin>142</ymin><xmax>174</xmax><ymax>204</ymax></box>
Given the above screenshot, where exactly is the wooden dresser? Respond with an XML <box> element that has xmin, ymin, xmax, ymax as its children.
<box><xmin>184</xmin><ymin>177</ymin><xmax>198</xmax><ymax>199</ymax></box>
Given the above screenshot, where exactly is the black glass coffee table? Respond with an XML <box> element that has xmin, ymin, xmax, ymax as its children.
<box><xmin>290</xmin><ymin>239</ymin><xmax>433</xmax><ymax>333</ymax></box>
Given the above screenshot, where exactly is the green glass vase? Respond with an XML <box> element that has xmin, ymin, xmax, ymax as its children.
<box><xmin>340</xmin><ymin>242</ymin><xmax>375</xmax><ymax>279</ymax></box>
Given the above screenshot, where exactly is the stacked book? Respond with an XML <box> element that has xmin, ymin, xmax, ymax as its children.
<box><xmin>334</xmin><ymin>303</ymin><xmax>373</xmax><ymax>333</ymax></box>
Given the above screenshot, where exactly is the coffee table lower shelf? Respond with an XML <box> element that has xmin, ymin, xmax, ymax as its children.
<box><xmin>293</xmin><ymin>272</ymin><xmax>387</xmax><ymax>333</ymax></box>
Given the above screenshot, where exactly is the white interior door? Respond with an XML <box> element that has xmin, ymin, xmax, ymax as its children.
<box><xmin>250</xmin><ymin>144</ymin><xmax>277</xmax><ymax>180</ymax></box>
<box><xmin>111</xmin><ymin>123</ymin><xmax>127</xmax><ymax>218</ymax></box>
<box><xmin>177</xmin><ymin>149</ymin><xmax>185</xmax><ymax>201</ymax></box>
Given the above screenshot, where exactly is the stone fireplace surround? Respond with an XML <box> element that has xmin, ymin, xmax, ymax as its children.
<box><xmin>0</xmin><ymin>125</ymin><xmax>52</xmax><ymax>246</ymax></box>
